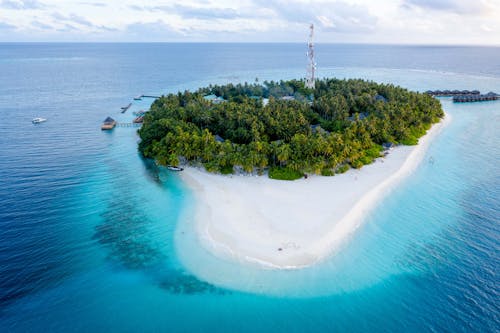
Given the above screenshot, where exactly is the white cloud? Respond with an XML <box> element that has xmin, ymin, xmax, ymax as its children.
<box><xmin>0</xmin><ymin>0</ymin><xmax>498</xmax><ymax>44</ymax></box>
<box><xmin>0</xmin><ymin>0</ymin><xmax>45</xmax><ymax>10</ymax></box>
<box><xmin>402</xmin><ymin>0</ymin><xmax>490</xmax><ymax>15</ymax></box>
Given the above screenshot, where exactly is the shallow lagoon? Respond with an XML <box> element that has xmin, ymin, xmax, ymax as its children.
<box><xmin>0</xmin><ymin>44</ymin><xmax>498</xmax><ymax>332</ymax></box>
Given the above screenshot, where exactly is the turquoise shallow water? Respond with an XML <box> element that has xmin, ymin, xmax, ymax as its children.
<box><xmin>0</xmin><ymin>44</ymin><xmax>499</xmax><ymax>332</ymax></box>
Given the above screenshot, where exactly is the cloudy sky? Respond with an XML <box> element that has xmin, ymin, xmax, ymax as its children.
<box><xmin>0</xmin><ymin>0</ymin><xmax>499</xmax><ymax>44</ymax></box>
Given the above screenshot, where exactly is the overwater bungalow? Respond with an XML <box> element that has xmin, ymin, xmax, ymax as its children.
<box><xmin>133</xmin><ymin>116</ymin><xmax>144</xmax><ymax>123</ymax></box>
<box><xmin>426</xmin><ymin>89</ymin><xmax>483</xmax><ymax>97</ymax></box>
<box><xmin>453</xmin><ymin>92</ymin><xmax>499</xmax><ymax>103</ymax></box>
<box><xmin>101</xmin><ymin>117</ymin><xmax>116</xmax><ymax>130</ymax></box>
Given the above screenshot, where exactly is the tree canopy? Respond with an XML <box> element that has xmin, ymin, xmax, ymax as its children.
<box><xmin>138</xmin><ymin>78</ymin><xmax>444</xmax><ymax>179</ymax></box>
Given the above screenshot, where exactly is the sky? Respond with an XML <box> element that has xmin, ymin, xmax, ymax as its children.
<box><xmin>0</xmin><ymin>0</ymin><xmax>499</xmax><ymax>44</ymax></box>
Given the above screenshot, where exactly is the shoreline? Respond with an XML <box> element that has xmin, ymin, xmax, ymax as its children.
<box><xmin>178</xmin><ymin>113</ymin><xmax>450</xmax><ymax>269</ymax></box>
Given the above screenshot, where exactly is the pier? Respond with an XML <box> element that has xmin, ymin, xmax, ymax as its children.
<box><xmin>116</xmin><ymin>122</ymin><xmax>142</xmax><ymax>128</ymax></box>
<box><xmin>133</xmin><ymin>94</ymin><xmax>161</xmax><ymax>100</ymax></box>
<box><xmin>121</xmin><ymin>103</ymin><xmax>132</xmax><ymax>113</ymax></box>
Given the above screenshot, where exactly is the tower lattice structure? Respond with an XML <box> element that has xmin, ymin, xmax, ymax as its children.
<box><xmin>305</xmin><ymin>24</ymin><xmax>316</xmax><ymax>89</ymax></box>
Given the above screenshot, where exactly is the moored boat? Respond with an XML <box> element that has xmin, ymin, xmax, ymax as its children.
<box><xmin>167</xmin><ymin>165</ymin><xmax>184</xmax><ymax>171</ymax></box>
<box><xmin>32</xmin><ymin>117</ymin><xmax>47</xmax><ymax>124</ymax></box>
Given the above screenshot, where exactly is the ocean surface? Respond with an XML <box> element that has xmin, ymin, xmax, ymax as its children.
<box><xmin>0</xmin><ymin>43</ymin><xmax>499</xmax><ymax>332</ymax></box>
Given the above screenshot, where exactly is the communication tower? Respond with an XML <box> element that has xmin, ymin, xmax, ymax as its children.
<box><xmin>305</xmin><ymin>24</ymin><xmax>316</xmax><ymax>89</ymax></box>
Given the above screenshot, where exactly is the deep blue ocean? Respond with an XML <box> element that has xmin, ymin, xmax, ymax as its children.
<box><xmin>0</xmin><ymin>43</ymin><xmax>499</xmax><ymax>332</ymax></box>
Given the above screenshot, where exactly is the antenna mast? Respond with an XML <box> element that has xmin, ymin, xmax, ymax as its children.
<box><xmin>305</xmin><ymin>23</ymin><xmax>316</xmax><ymax>89</ymax></box>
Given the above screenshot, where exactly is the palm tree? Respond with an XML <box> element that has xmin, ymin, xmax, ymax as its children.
<box><xmin>277</xmin><ymin>144</ymin><xmax>291</xmax><ymax>167</ymax></box>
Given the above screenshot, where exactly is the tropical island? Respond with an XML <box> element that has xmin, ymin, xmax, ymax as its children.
<box><xmin>138</xmin><ymin>78</ymin><xmax>443</xmax><ymax>179</ymax></box>
<box><xmin>138</xmin><ymin>78</ymin><xmax>448</xmax><ymax>269</ymax></box>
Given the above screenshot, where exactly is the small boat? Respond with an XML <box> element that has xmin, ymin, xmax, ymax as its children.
<box><xmin>32</xmin><ymin>117</ymin><xmax>47</xmax><ymax>124</ymax></box>
<box><xmin>167</xmin><ymin>165</ymin><xmax>184</xmax><ymax>171</ymax></box>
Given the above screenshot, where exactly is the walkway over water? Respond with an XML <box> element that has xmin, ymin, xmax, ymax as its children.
<box><xmin>115</xmin><ymin>122</ymin><xmax>142</xmax><ymax>128</ymax></box>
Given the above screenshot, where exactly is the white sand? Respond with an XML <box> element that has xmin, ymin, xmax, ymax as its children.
<box><xmin>179</xmin><ymin>114</ymin><xmax>450</xmax><ymax>269</ymax></box>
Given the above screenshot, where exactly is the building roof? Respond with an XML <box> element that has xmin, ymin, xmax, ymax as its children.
<box><xmin>103</xmin><ymin>116</ymin><xmax>115</xmax><ymax>123</ymax></box>
<box><xmin>382</xmin><ymin>142</ymin><xmax>395</xmax><ymax>149</ymax></box>
<box><xmin>348</xmin><ymin>112</ymin><xmax>368</xmax><ymax>121</ymax></box>
<box><xmin>203</xmin><ymin>94</ymin><xmax>218</xmax><ymax>100</ymax></box>
<box><xmin>214</xmin><ymin>134</ymin><xmax>225</xmax><ymax>143</ymax></box>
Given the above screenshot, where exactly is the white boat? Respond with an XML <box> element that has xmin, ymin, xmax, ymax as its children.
<box><xmin>167</xmin><ymin>165</ymin><xmax>184</xmax><ymax>171</ymax></box>
<box><xmin>32</xmin><ymin>117</ymin><xmax>47</xmax><ymax>124</ymax></box>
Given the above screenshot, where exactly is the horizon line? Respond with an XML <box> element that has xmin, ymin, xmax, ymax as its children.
<box><xmin>1</xmin><ymin>41</ymin><xmax>499</xmax><ymax>47</ymax></box>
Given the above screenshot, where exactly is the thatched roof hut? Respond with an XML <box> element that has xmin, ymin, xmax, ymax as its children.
<box><xmin>101</xmin><ymin>116</ymin><xmax>116</xmax><ymax>130</ymax></box>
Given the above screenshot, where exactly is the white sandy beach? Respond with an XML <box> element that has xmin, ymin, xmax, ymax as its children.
<box><xmin>179</xmin><ymin>114</ymin><xmax>450</xmax><ymax>269</ymax></box>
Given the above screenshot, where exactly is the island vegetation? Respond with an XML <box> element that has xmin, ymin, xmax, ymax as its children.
<box><xmin>138</xmin><ymin>78</ymin><xmax>444</xmax><ymax>180</ymax></box>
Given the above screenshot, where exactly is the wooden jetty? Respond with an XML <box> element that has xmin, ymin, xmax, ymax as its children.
<box><xmin>142</xmin><ymin>95</ymin><xmax>161</xmax><ymax>99</ymax></box>
<box><xmin>115</xmin><ymin>122</ymin><xmax>142</xmax><ymax>128</ymax></box>
<box><xmin>134</xmin><ymin>95</ymin><xmax>143</xmax><ymax>100</ymax></box>
<box><xmin>121</xmin><ymin>103</ymin><xmax>132</xmax><ymax>113</ymax></box>
<box><xmin>101</xmin><ymin>117</ymin><xmax>116</xmax><ymax>130</ymax></box>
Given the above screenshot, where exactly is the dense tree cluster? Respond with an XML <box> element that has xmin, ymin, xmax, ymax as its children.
<box><xmin>138</xmin><ymin>78</ymin><xmax>444</xmax><ymax>178</ymax></box>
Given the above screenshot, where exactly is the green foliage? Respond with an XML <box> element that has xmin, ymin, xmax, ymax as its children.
<box><xmin>268</xmin><ymin>167</ymin><xmax>303</xmax><ymax>181</ymax></box>
<box><xmin>336</xmin><ymin>164</ymin><xmax>350</xmax><ymax>174</ymax></box>
<box><xmin>220</xmin><ymin>165</ymin><xmax>234</xmax><ymax>175</ymax></box>
<box><xmin>399</xmin><ymin>137</ymin><xmax>419</xmax><ymax>145</ymax></box>
<box><xmin>321</xmin><ymin>169</ymin><xmax>335</xmax><ymax>176</ymax></box>
<box><xmin>138</xmin><ymin>78</ymin><xmax>444</xmax><ymax>177</ymax></box>
<box><xmin>350</xmin><ymin>159</ymin><xmax>364</xmax><ymax>169</ymax></box>
<box><xmin>365</xmin><ymin>145</ymin><xmax>383</xmax><ymax>159</ymax></box>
